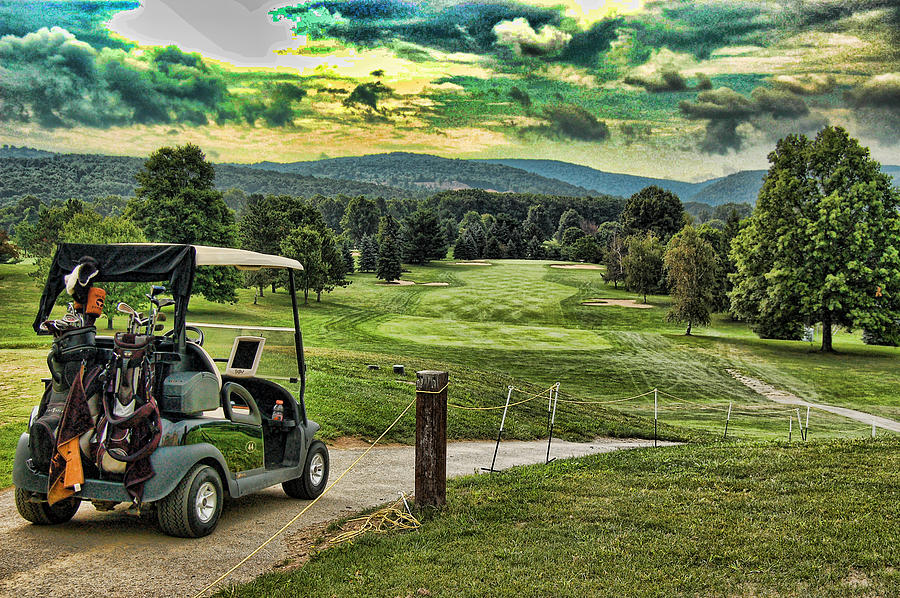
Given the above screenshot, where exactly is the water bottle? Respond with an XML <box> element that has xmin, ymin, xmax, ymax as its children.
<box><xmin>272</xmin><ymin>400</ymin><xmax>284</xmax><ymax>422</ymax></box>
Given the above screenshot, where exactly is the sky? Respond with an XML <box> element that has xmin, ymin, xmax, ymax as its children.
<box><xmin>0</xmin><ymin>0</ymin><xmax>898</xmax><ymax>180</ymax></box>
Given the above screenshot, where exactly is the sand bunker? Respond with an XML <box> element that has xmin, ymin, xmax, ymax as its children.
<box><xmin>581</xmin><ymin>298</ymin><xmax>652</xmax><ymax>309</ymax></box>
<box><xmin>378</xmin><ymin>280</ymin><xmax>417</xmax><ymax>286</ymax></box>
<box><xmin>551</xmin><ymin>264</ymin><xmax>603</xmax><ymax>270</ymax></box>
<box><xmin>454</xmin><ymin>262</ymin><xmax>491</xmax><ymax>266</ymax></box>
<box><xmin>378</xmin><ymin>280</ymin><xmax>451</xmax><ymax>287</ymax></box>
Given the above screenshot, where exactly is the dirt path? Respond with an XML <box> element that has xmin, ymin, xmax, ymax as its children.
<box><xmin>728</xmin><ymin>369</ymin><xmax>900</xmax><ymax>433</ymax></box>
<box><xmin>0</xmin><ymin>437</ymin><xmax>669</xmax><ymax>598</ymax></box>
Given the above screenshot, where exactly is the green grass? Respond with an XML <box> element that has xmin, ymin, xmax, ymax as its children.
<box><xmin>220</xmin><ymin>438</ymin><xmax>900</xmax><ymax>598</ymax></box>
<box><xmin>2</xmin><ymin>257</ymin><xmax>899</xmax><ymax>487</ymax></box>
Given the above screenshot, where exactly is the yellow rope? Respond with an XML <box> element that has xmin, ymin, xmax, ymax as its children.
<box><xmin>191</xmin><ymin>396</ymin><xmax>417</xmax><ymax>598</ymax></box>
<box><xmin>447</xmin><ymin>384</ymin><xmax>555</xmax><ymax>411</ymax></box>
<box><xmin>329</xmin><ymin>496</ymin><xmax>421</xmax><ymax>546</ymax></box>
<box><xmin>556</xmin><ymin>389</ymin><xmax>656</xmax><ymax>406</ymax></box>
<box><xmin>416</xmin><ymin>382</ymin><xmax>449</xmax><ymax>395</ymax></box>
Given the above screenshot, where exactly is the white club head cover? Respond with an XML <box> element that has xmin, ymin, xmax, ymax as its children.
<box><xmin>64</xmin><ymin>263</ymin><xmax>99</xmax><ymax>296</ymax></box>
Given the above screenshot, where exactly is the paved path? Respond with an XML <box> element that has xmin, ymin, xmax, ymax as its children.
<box><xmin>0</xmin><ymin>437</ymin><xmax>671</xmax><ymax>598</ymax></box>
<box><xmin>728</xmin><ymin>369</ymin><xmax>900</xmax><ymax>433</ymax></box>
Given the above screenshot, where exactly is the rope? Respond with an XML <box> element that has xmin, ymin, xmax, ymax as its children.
<box><xmin>329</xmin><ymin>496</ymin><xmax>421</xmax><ymax>546</ymax></box>
<box><xmin>447</xmin><ymin>384</ymin><xmax>555</xmax><ymax>411</ymax></box>
<box><xmin>417</xmin><ymin>382</ymin><xmax>449</xmax><ymax>395</ymax></box>
<box><xmin>191</xmin><ymin>396</ymin><xmax>417</xmax><ymax>598</ymax></box>
<box><xmin>556</xmin><ymin>389</ymin><xmax>656</xmax><ymax>406</ymax></box>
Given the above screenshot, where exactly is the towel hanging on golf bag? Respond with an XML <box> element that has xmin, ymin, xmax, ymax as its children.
<box><xmin>47</xmin><ymin>363</ymin><xmax>104</xmax><ymax>506</ymax></box>
<box><xmin>93</xmin><ymin>332</ymin><xmax>162</xmax><ymax>503</ymax></box>
<box><xmin>30</xmin><ymin>325</ymin><xmax>100</xmax><ymax>472</ymax></box>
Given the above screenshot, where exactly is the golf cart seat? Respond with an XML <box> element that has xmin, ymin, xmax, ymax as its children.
<box><xmin>185</xmin><ymin>342</ymin><xmax>222</xmax><ymax>391</ymax></box>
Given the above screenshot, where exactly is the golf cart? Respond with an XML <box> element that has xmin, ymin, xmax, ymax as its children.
<box><xmin>13</xmin><ymin>243</ymin><xmax>329</xmax><ymax>537</ymax></box>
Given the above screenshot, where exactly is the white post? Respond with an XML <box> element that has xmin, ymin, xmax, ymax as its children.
<box><xmin>805</xmin><ymin>406</ymin><xmax>810</xmax><ymax>438</ymax></box>
<box><xmin>653</xmin><ymin>388</ymin><xmax>658</xmax><ymax>448</ymax></box>
<box><xmin>796</xmin><ymin>409</ymin><xmax>804</xmax><ymax>441</ymax></box>
<box><xmin>789</xmin><ymin>417</ymin><xmax>792</xmax><ymax>442</ymax></box>
<box><xmin>872</xmin><ymin>423</ymin><xmax>876</xmax><ymax>439</ymax></box>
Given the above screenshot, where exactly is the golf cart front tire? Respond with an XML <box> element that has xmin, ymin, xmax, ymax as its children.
<box><xmin>15</xmin><ymin>488</ymin><xmax>80</xmax><ymax>525</ymax></box>
<box><xmin>283</xmin><ymin>441</ymin><xmax>329</xmax><ymax>499</ymax></box>
<box><xmin>157</xmin><ymin>463</ymin><xmax>223</xmax><ymax>538</ymax></box>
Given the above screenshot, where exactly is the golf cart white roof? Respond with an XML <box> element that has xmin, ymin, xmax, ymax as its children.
<box><xmin>117</xmin><ymin>244</ymin><xmax>303</xmax><ymax>270</ymax></box>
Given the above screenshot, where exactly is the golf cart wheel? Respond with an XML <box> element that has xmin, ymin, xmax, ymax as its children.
<box><xmin>14</xmin><ymin>487</ymin><xmax>80</xmax><ymax>525</ymax></box>
<box><xmin>283</xmin><ymin>441</ymin><xmax>329</xmax><ymax>499</ymax></box>
<box><xmin>157</xmin><ymin>464</ymin><xmax>223</xmax><ymax>538</ymax></box>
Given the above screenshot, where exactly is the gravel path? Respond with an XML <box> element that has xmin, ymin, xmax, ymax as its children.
<box><xmin>728</xmin><ymin>369</ymin><xmax>900</xmax><ymax>433</ymax></box>
<box><xmin>0</xmin><ymin>437</ymin><xmax>668</xmax><ymax>598</ymax></box>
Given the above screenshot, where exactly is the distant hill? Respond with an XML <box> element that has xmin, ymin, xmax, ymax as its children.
<box><xmin>0</xmin><ymin>153</ymin><xmax>417</xmax><ymax>206</ymax></box>
<box><xmin>688</xmin><ymin>170</ymin><xmax>767</xmax><ymax>206</ymax></box>
<box><xmin>0</xmin><ymin>145</ymin><xmax>55</xmax><ymax>159</ymax></box>
<box><xmin>477</xmin><ymin>159</ymin><xmax>705</xmax><ymax>201</ymax></box>
<box><xmin>244</xmin><ymin>152</ymin><xmax>598</xmax><ymax>197</ymax></box>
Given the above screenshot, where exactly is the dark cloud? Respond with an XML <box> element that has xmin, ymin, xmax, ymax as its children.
<box><xmin>555</xmin><ymin>19</ymin><xmax>621</xmax><ymax>67</ymax></box>
<box><xmin>0</xmin><ymin>27</ymin><xmax>232</xmax><ymax>128</ymax></box>
<box><xmin>0</xmin><ymin>0</ymin><xmax>137</xmax><ymax>50</ymax></box>
<box><xmin>537</xmin><ymin>104</ymin><xmax>610</xmax><ymax>142</ymax></box>
<box><xmin>629</xmin><ymin>2</ymin><xmax>774</xmax><ymax>60</ymax></box>
<box><xmin>680</xmin><ymin>85</ymin><xmax>825</xmax><ymax>154</ymax></box>
<box><xmin>493</xmin><ymin>17</ymin><xmax>570</xmax><ymax>57</ymax></box>
<box><xmin>845</xmin><ymin>73</ymin><xmax>900</xmax><ymax>144</ymax></box>
<box><xmin>622</xmin><ymin>70</ymin><xmax>720</xmax><ymax>93</ymax></box>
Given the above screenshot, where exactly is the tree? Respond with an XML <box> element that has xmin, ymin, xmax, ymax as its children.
<box><xmin>524</xmin><ymin>204</ymin><xmax>553</xmax><ymax>240</ymax></box>
<box><xmin>341</xmin><ymin>239</ymin><xmax>355</xmax><ymax>274</ymax></box>
<box><xmin>19</xmin><ymin>199</ymin><xmax>84</xmax><ymax>259</ymax></box>
<box><xmin>604</xmin><ymin>233</ymin><xmax>625</xmax><ymax>288</ymax></box>
<box><xmin>128</xmin><ymin>144</ymin><xmax>240</xmax><ymax>303</ymax></box>
<box><xmin>34</xmin><ymin>212</ymin><xmax>148</xmax><ymax>328</ymax></box>
<box><xmin>525</xmin><ymin>235</ymin><xmax>544</xmax><ymax>260</ymax></box>
<box><xmin>403</xmin><ymin>208</ymin><xmax>447</xmax><ymax>264</ymax></box>
<box><xmin>340</xmin><ymin>196</ymin><xmax>380</xmax><ymax>244</ymax></box>
<box><xmin>0</xmin><ymin>230</ymin><xmax>19</xmax><ymax>264</ymax></box>
<box><xmin>555</xmin><ymin>208</ymin><xmax>582</xmax><ymax>240</ymax></box>
<box><xmin>624</xmin><ymin>233</ymin><xmax>664</xmax><ymax>303</ymax></box>
<box><xmin>560</xmin><ymin>226</ymin><xmax>586</xmax><ymax>248</ymax></box>
<box><xmin>314</xmin><ymin>229</ymin><xmax>351</xmax><ymax>301</ymax></box>
<box><xmin>281</xmin><ymin>226</ymin><xmax>322</xmax><ymax>303</ymax></box>
<box><xmin>569</xmin><ymin>236</ymin><xmax>603</xmax><ymax>264</ymax></box>
<box><xmin>358</xmin><ymin>234</ymin><xmax>378</xmax><ymax>272</ymax></box>
<box><xmin>664</xmin><ymin>225</ymin><xmax>717</xmax><ymax>335</ymax></box>
<box><xmin>453</xmin><ymin>232</ymin><xmax>478</xmax><ymax>261</ymax></box>
<box><xmin>621</xmin><ymin>186</ymin><xmax>686</xmax><ymax>242</ymax></box>
<box><xmin>729</xmin><ymin>127</ymin><xmax>900</xmax><ymax>351</ymax></box>
<box><xmin>376</xmin><ymin>215</ymin><xmax>402</xmax><ymax>282</ymax></box>
<box><xmin>484</xmin><ymin>236</ymin><xmax>503</xmax><ymax>259</ymax></box>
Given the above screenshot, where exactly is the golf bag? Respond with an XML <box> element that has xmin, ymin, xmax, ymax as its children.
<box><xmin>93</xmin><ymin>332</ymin><xmax>162</xmax><ymax>503</ymax></box>
<box><xmin>29</xmin><ymin>326</ymin><xmax>100</xmax><ymax>471</ymax></box>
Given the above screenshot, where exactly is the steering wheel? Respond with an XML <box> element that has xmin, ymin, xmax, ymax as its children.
<box><xmin>164</xmin><ymin>325</ymin><xmax>205</xmax><ymax>346</ymax></box>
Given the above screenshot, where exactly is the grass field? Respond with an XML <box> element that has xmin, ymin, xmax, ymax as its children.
<box><xmin>220</xmin><ymin>438</ymin><xmax>900</xmax><ymax>598</ymax></box>
<box><xmin>1</xmin><ymin>257</ymin><xmax>897</xmax><ymax>487</ymax></box>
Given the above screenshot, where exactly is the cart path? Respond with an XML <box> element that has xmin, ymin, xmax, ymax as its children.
<box><xmin>727</xmin><ymin>369</ymin><xmax>900</xmax><ymax>433</ymax></box>
<box><xmin>0</xmin><ymin>437</ymin><xmax>672</xmax><ymax>598</ymax></box>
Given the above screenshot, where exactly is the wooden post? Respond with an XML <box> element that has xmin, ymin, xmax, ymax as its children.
<box><xmin>416</xmin><ymin>370</ymin><xmax>448</xmax><ymax>510</ymax></box>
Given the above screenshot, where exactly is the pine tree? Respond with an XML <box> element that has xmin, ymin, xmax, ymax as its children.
<box><xmin>484</xmin><ymin>236</ymin><xmax>503</xmax><ymax>259</ymax></box>
<box><xmin>453</xmin><ymin>231</ymin><xmax>477</xmax><ymax>261</ymax></box>
<box><xmin>525</xmin><ymin>235</ymin><xmax>544</xmax><ymax>260</ymax></box>
<box><xmin>341</xmin><ymin>239</ymin><xmax>355</xmax><ymax>274</ymax></box>
<box><xmin>358</xmin><ymin>234</ymin><xmax>378</xmax><ymax>272</ymax></box>
<box><xmin>403</xmin><ymin>208</ymin><xmax>447</xmax><ymax>264</ymax></box>
<box><xmin>376</xmin><ymin>215</ymin><xmax>402</xmax><ymax>282</ymax></box>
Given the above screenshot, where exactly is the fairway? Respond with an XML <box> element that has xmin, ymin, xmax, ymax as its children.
<box><xmin>374</xmin><ymin>315</ymin><xmax>611</xmax><ymax>350</ymax></box>
<box><xmin>1</xmin><ymin>256</ymin><xmax>898</xmax><ymax>488</ymax></box>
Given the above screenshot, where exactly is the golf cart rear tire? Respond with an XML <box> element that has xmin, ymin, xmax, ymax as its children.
<box><xmin>157</xmin><ymin>463</ymin><xmax>223</xmax><ymax>538</ymax></box>
<box><xmin>283</xmin><ymin>441</ymin><xmax>329</xmax><ymax>499</ymax></box>
<box><xmin>14</xmin><ymin>488</ymin><xmax>80</xmax><ymax>525</ymax></box>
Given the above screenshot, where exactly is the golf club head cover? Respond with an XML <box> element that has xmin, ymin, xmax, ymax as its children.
<box><xmin>79</xmin><ymin>287</ymin><xmax>106</xmax><ymax>326</ymax></box>
<box><xmin>64</xmin><ymin>256</ymin><xmax>100</xmax><ymax>306</ymax></box>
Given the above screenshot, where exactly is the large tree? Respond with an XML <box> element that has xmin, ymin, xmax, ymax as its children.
<box><xmin>664</xmin><ymin>225</ymin><xmax>717</xmax><ymax>335</ymax></box>
<box><xmin>621</xmin><ymin>186</ymin><xmax>686</xmax><ymax>242</ymax></box>
<box><xmin>403</xmin><ymin>207</ymin><xmax>447</xmax><ymax>264</ymax></box>
<box><xmin>624</xmin><ymin>232</ymin><xmax>665</xmax><ymax>303</ymax></box>
<box><xmin>340</xmin><ymin>196</ymin><xmax>380</xmax><ymax>245</ymax></box>
<box><xmin>128</xmin><ymin>144</ymin><xmax>240</xmax><ymax>303</ymax></box>
<box><xmin>358</xmin><ymin>234</ymin><xmax>378</xmax><ymax>272</ymax></box>
<box><xmin>603</xmin><ymin>232</ymin><xmax>625</xmax><ymax>288</ymax></box>
<box><xmin>729</xmin><ymin>127</ymin><xmax>900</xmax><ymax>351</ymax></box>
<box><xmin>376</xmin><ymin>215</ymin><xmax>402</xmax><ymax>282</ymax></box>
<box><xmin>281</xmin><ymin>226</ymin><xmax>322</xmax><ymax>303</ymax></box>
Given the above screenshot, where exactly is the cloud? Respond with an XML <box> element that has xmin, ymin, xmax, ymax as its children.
<box><xmin>845</xmin><ymin>72</ymin><xmax>900</xmax><ymax>144</ymax></box>
<box><xmin>493</xmin><ymin>18</ymin><xmax>571</xmax><ymax>57</ymax></box>
<box><xmin>770</xmin><ymin>74</ymin><xmax>836</xmax><ymax>96</ymax></box>
<box><xmin>0</xmin><ymin>27</ymin><xmax>234</xmax><ymax>128</ymax></box>
<box><xmin>679</xmin><ymin>85</ymin><xmax>824</xmax><ymax>154</ymax></box>
<box><xmin>624</xmin><ymin>70</ymin><xmax>688</xmax><ymax>92</ymax></box>
<box><xmin>538</xmin><ymin>104</ymin><xmax>610</xmax><ymax>141</ymax></box>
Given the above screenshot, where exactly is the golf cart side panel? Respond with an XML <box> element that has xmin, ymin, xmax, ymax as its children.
<box><xmin>13</xmin><ymin>433</ymin><xmax>239</xmax><ymax>502</ymax></box>
<box><xmin>180</xmin><ymin>420</ymin><xmax>265</xmax><ymax>473</ymax></box>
